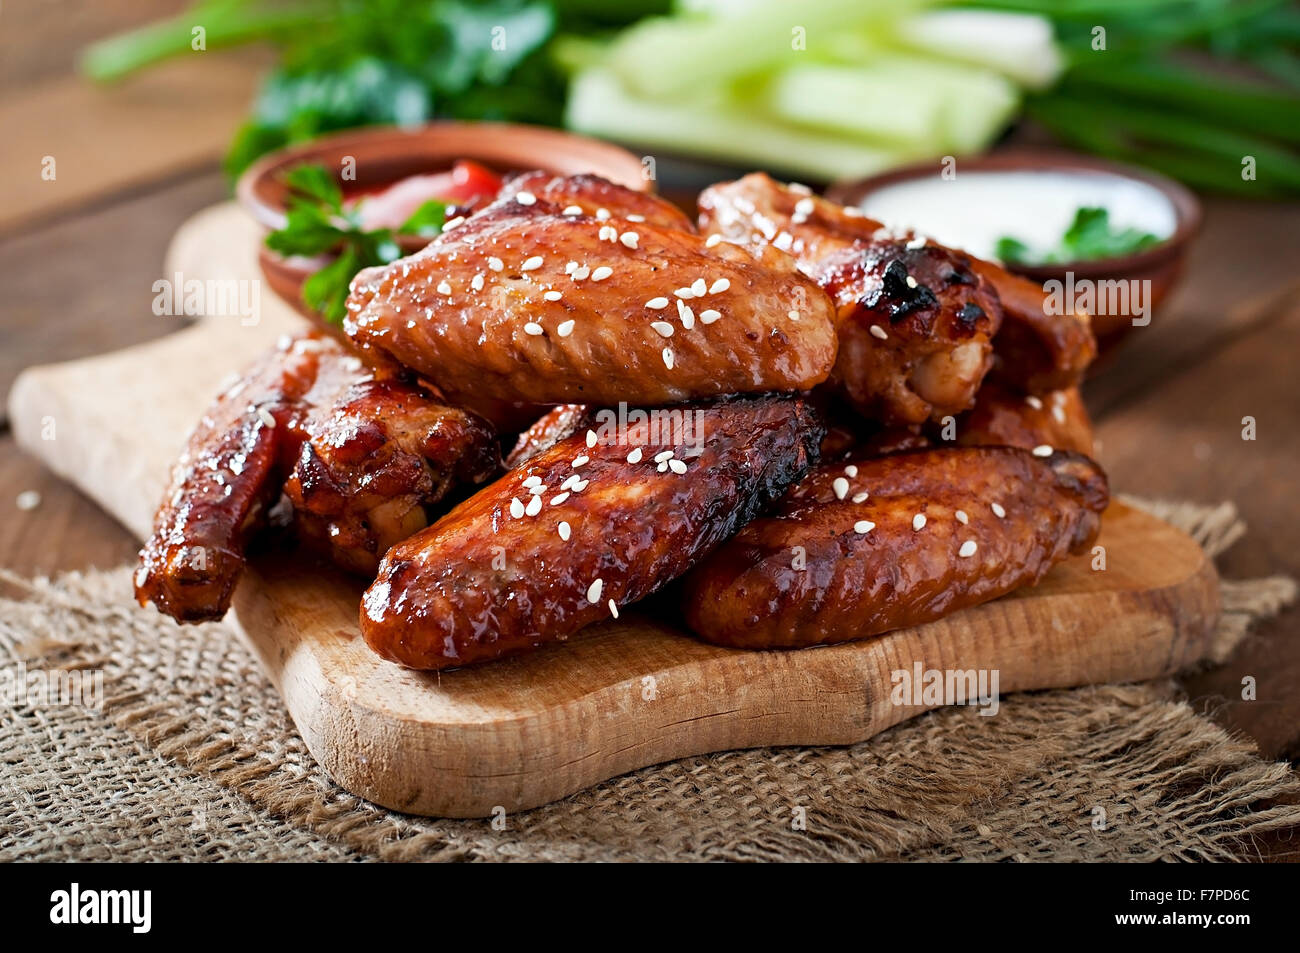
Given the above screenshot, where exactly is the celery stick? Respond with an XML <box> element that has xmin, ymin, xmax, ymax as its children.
<box><xmin>566</xmin><ymin>68</ymin><xmax>920</xmax><ymax>180</ymax></box>
<box><xmin>762</xmin><ymin>64</ymin><xmax>951</xmax><ymax>146</ymax></box>
<box><xmin>606</xmin><ymin>0</ymin><xmax>935</xmax><ymax>99</ymax></box>
<box><xmin>764</xmin><ymin>57</ymin><xmax>1019</xmax><ymax>153</ymax></box>
<box><xmin>892</xmin><ymin>10</ymin><xmax>1063</xmax><ymax>89</ymax></box>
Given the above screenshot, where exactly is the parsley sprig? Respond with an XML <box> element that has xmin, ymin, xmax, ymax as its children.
<box><xmin>265</xmin><ymin>163</ymin><xmax>446</xmax><ymax>323</ymax></box>
<box><xmin>996</xmin><ymin>206</ymin><xmax>1162</xmax><ymax>266</ymax></box>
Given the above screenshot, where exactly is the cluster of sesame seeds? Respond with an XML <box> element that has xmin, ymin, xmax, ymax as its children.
<box><xmin>833</xmin><ymin>457</ymin><xmax>1009</xmax><ymax>557</ymax></box>
<box><xmin>791</xmin><ymin>196</ymin><xmax>815</xmax><ymax>224</ymax></box>
<box><xmin>508</xmin><ymin>458</ymin><xmax>598</xmax><ymax>525</ymax></box>
<box><xmin>634</xmin><ymin>448</ymin><xmax>687</xmax><ymax>474</ymax></box>
<box><xmin>1049</xmin><ymin>390</ymin><xmax>1069</xmax><ymax>424</ymax></box>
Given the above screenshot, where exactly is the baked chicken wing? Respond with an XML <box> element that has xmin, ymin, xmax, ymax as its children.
<box><xmin>495</xmin><ymin>170</ymin><xmax>696</xmax><ymax>232</ymax></box>
<box><xmin>699</xmin><ymin>173</ymin><xmax>1002</xmax><ymax>426</ymax></box>
<box><xmin>683</xmin><ymin>446</ymin><xmax>1108</xmax><ymax>650</ymax></box>
<box><xmin>505</xmin><ymin>403</ymin><xmax>595</xmax><ymax>469</ymax></box>
<box><xmin>973</xmin><ymin>261</ymin><xmax>1097</xmax><ymax>394</ymax></box>
<box><xmin>344</xmin><ymin>175</ymin><xmax>839</xmax><ymax>412</ymax></box>
<box><xmin>135</xmin><ymin>334</ymin><xmax>498</xmax><ymax>622</ymax></box>
<box><xmin>361</xmin><ymin>394</ymin><xmax>823</xmax><ymax>669</ymax></box>
<box><xmin>957</xmin><ymin>381</ymin><xmax>1095</xmax><ymax>456</ymax></box>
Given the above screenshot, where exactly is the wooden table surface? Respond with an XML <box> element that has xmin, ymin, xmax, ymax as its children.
<box><xmin>3</xmin><ymin>2</ymin><xmax>1298</xmax><ymax>855</ymax></box>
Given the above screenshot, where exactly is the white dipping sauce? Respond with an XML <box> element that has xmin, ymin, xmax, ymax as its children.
<box><xmin>858</xmin><ymin>171</ymin><xmax>1176</xmax><ymax>262</ymax></box>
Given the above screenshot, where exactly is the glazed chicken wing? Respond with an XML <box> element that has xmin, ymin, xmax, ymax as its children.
<box><xmin>683</xmin><ymin>446</ymin><xmax>1108</xmax><ymax>650</ymax></box>
<box><xmin>819</xmin><ymin>379</ymin><xmax>1094</xmax><ymax>462</ymax></box>
<box><xmin>973</xmin><ymin>261</ymin><xmax>1097</xmax><ymax>394</ymax></box>
<box><xmin>699</xmin><ymin>173</ymin><xmax>1002</xmax><ymax>427</ymax></box>
<box><xmin>344</xmin><ymin>175</ymin><xmax>838</xmax><ymax>413</ymax></box>
<box><xmin>494</xmin><ymin>171</ymin><xmax>696</xmax><ymax>232</ymax></box>
<box><xmin>135</xmin><ymin>334</ymin><xmax>498</xmax><ymax>622</ymax></box>
<box><xmin>283</xmin><ymin>376</ymin><xmax>501</xmax><ymax>576</ymax></box>
<box><xmin>361</xmin><ymin>394</ymin><xmax>823</xmax><ymax>669</ymax></box>
<box><xmin>505</xmin><ymin>403</ymin><xmax>595</xmax><ymax>469</ymax></box>
<box><xmin>957</xmin><ymin>381</ymin><xmax>1095</xmax><ymax>456</ymax></box>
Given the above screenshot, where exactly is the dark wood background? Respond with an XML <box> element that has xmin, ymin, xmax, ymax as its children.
<box><xmin>2</xmin><ymin>1</ymin><xmax>1297</xmax><ymax>857</ymax></box>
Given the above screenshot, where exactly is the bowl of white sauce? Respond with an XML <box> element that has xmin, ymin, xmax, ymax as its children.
<box><xmin>827</xmin><ymin>151</ymin><xmax>1201</xmax><ymax>348</ymax></box>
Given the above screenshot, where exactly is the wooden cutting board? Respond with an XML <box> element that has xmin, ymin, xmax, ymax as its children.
<box><xmin>7</xmin><ymin>202</ymin><xmax>1221</xmax><ymax>817</ymax></box>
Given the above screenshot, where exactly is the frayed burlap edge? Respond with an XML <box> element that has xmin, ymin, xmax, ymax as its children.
<box><xmin>1</xmin><ymin>498</ymin><xmax>1297</xmax><ymax>862</ymax></box>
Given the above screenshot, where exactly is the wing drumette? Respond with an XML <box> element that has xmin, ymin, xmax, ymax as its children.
<box><xmin>699</xmin><ymin>173</ymin><xmax>1002</xmax><ymax>426</ymax></box>
<box><xmin>135</xmin><ymin>334</ymin><xmax>498</xmax><ymax>622</ymax></box>
<box><xmin>698</xmin><ymin>173</ymin><xmax>1098</xmax><ymax>423</ymax></box>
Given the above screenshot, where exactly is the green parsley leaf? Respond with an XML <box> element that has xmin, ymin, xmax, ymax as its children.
<box><xmin>995</xmin><ymin>206</ymin><xmax>1162</xmax><ymax>265</ymax></box>
<box><xmin>283</xmin><ymin>163</ymin><xmax>344</xmax><ymax>211</ymax></box>
<box><xmin>265</xmin><ymin>162</ymin><xmax>409</xmax><ymax>325</ymax></box>
<box><xmin>302</xmin><ymin>245</ymin><xmax>361</xmax><ymax>324</ymax></box>
<box><xmin>399</xmin><ymin>199</ymin><xmax>447</xmax><ymax>238</ymax></box>
<box><xmin>994</xmin><ymin>235</ymin><xmax>1033</xmax><ymax>266</ymax></box>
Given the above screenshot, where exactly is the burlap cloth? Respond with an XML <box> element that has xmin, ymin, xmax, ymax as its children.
<box><xmin>1</xmin><ymin>497</ymin><xmax>1297</xmax><ymax>862</ymax></box>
